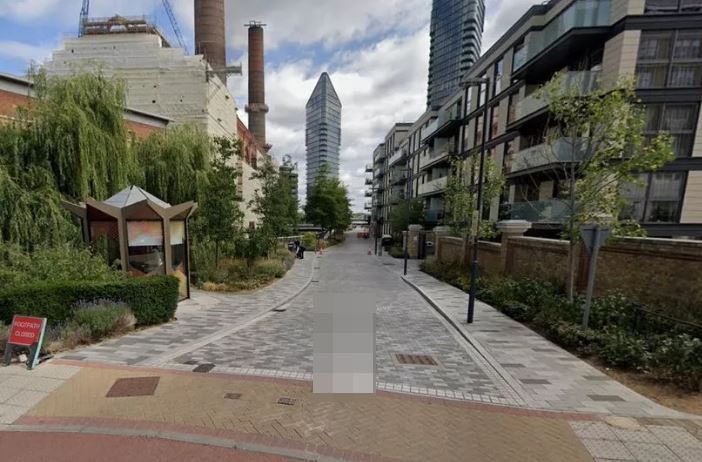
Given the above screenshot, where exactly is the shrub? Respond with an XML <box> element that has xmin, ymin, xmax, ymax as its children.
<box><xmin>0</xmin><ymin>323</ymin><xmax>8</xmax><ymax>354</ymax></box>
<box><xmin>0</xmin><ymin>243</ymin><xmax>125</xmax><ymax>288</ymax></box>
<box><xmin>599</xmin><ymin>328</ymin><xmax>651</xmax><ymax>370</ymax></box>
<box><xmin>302</xmin><ymin>232</ymin><xmax>317</xmax><ymax>251</ymax></box>
<box><xmin>0</xmin><ymin>276</ymin><xmax>179</xmax><ymax>327</ymax></box>
<box><xmin>72</xmin><ymin>300</ymin><xmax>136</xmax><ymax>341</ymax></box>
<box><xmin>254</xmin><ymin>259</ymin><xmax>286</xmax><ymax>279</ymax></box>
<box><xmin>648</xmin><ymin>334</ymin><xmax>702</xmax><ymax>391</ymax></box>
<box><xmin>388</xmin><ymin>245</ymin><xmax>404</xmax><ymax>259</ymax></box>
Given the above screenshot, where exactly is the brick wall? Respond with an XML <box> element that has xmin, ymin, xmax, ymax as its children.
<box><xmin>0</xmin><ymin>88</ymin><xmax>29</xmax><ymax>121</ymax></box>
<box><xmin>435</xmin><ymin>233</ymin><xmax>702</xmax><ymax>320</ymax></box>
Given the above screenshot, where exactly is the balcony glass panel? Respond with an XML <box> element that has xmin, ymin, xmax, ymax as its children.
<box><xmin>510</xmin><ymin>138</ymin><xmax>589</xmax><ymax>174</ymax></box>
<box><xmin>510</xmin><ymin>200</ymin><xmax>571</xmax><ymax>223</ymax></box>
<box><xmin>515</xmin><ymin>71</ymin><xmax>600</xmax><ymax>120</ymax></box>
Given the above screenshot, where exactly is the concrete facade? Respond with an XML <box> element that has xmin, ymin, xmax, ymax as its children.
<box><xmin>46</xmin><ymin>32</ymin><xmax>266</xmax><ymax>226</ymax></box>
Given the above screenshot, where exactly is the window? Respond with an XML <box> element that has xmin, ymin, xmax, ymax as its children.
<box><xmin>620</xmin><ymin>172</ymin><xmax>686</xmax><ymax>223</ymax></box>
<box><xmin>475</xmin><ymin>115</ymin><xmax>484</xmax><ymax>144</ymax></box>
<box><xmin>645</xmin><ymin>0</ymin><xmax>702</xmax><ymax>13</ymax></box>
<box><xmin>489</xmin><ymin>106</ymin><xmax>499</xmax><ymax>140</ymax></box>
<box><xmin>644</xmin><ymin>103</ymin><xmax>697</xmax><ymax>157</ymax></box>
<box><xmin>503</xmin><ymin>140</ymin><xmax>516</xmax><ymax>174</ymax></box>
<box><xmin>464</xmin><ymin>86</ymin><xmax>473</xmax><ymax>116</ymax></box>
<box><xmin>478</xmin><ymin>73</ymin><xmax>488</xmax><ymax>106</ymax></box>
<box><xmin>493</xmin><ymin>58</ymin><xmax>504</xmax><ymax>95</ymax></box>
<box><xmin>637</xmin><ymin>30</ymin><xmax>702</xmax><ymax>88</ymax></box>
<box><xmin>507</xmin><ymin>94</ymin><xmax>518</xmax><ymax>124</ymax></box>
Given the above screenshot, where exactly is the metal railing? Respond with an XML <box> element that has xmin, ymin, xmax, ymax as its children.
<box><xmin>509</xmin><ymin>199</ymin><xmax>570</xmax><ymax>223</ymax></box>
<box><xmin>515</xmin><ymin>71</ymin><xmax>600</xmax><ymax>121</ymax></box>
<box><xmin>510</xmin><ymin>138</ymin><xmax>589</xmax><ymax>174</ymax></box>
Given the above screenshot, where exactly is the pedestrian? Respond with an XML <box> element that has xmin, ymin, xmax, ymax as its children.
<box><xmin>297</xmin><ymin>243</ymin><xmax>305</xmax><ymax>260</ymax></box>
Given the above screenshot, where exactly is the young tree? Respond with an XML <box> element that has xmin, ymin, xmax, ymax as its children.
<box><xmin>196</xmin><ymin>137</ymin><xmax>244</xmax><ymax>263</ymax></box>
<box><xmin>249</xmin><ymin>156</ymin><xmax>299</xmax><ymax>241</ymax></box>
<box><xmin>526</xmin><ymin>74</ymin><xmax>674</xmax><ymax>299</ymax></box>
<box><xmin>304</xmin><ymin>163</ymin><xmax>352</xmax><ymax>236</ymax></box>
<box><xmin>389</xmin><ymin>198</ymin><xmax>425</xmax><ymax>241</ymax></box>
<box><xmin>443</xmin><ymin>156</ymin><xmax>504</xmax><ymax>240</ymax></box>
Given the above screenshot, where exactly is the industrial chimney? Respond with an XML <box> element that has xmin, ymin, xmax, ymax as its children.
<box><xmin>245</xmin><ymin>21</ymin><xmax>270</xmax><ymax>152</ymax></box>
<box><xmin>194</xmin><ymin>0</ymin><xmax>227</xmax><ymax>83</ymax></box>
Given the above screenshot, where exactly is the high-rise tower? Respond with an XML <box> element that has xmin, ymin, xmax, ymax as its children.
<box><xmin>427</xmin><ymin>0</ymin><xmax>485</xmax><ymax>109</ymax></box>
<box><xmin>305</xmin><ymin>72</ymin><xmax>341</xmax><ymax>197</ymax></box>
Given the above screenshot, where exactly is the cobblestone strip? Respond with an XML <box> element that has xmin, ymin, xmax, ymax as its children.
<box><xmin>397</xmin><ymin>260</ymin><xmax>688</xmax><ymax>418</ymax></box>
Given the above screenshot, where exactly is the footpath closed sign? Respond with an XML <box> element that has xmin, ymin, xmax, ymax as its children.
<box><xmin>3</xmin><ymin>315</ymin><xmax>47</xmax><ymax>369</ymax></box>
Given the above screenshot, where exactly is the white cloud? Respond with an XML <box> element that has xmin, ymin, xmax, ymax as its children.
<box><xmin>0</xmin><ymin>40</ymin><xmax>54</xmax><ymax>65</ymax></box>
<box><xmin>482</xmin><ymin>0</ymin><xmax>537</xmax><ymax>51</ymax></box>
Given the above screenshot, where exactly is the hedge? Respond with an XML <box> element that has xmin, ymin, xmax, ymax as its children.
<box><xmin>0</xmin><ymin>276</ymin><xmax>179</xmax><ymax>327</ymax></box>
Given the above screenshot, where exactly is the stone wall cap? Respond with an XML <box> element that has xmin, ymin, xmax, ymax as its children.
<box><xmin>496</xmin><ymin>220</ymin><xmax>532</xmax><ymax>233</ymax></box>
<box><xmin>408</xmin><ymin>224</ymin><xmax>424</xmax><ymax>231</ymax></box>
<box><xmin>433</xmin><ymin>226</ymin><xmax>451</xmax><ymax>233</ymax></box>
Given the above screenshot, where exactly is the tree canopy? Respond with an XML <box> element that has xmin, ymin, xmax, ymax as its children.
<box><xmin>304</xmin><ymin>163</ymin><xmax>352</xmax><ymax>234</ymax></box>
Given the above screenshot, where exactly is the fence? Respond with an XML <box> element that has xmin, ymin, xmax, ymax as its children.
<box><xmin>429</xmin><ymin>221</ymin><xmax>702</xmax><ymax>324</ymax></box>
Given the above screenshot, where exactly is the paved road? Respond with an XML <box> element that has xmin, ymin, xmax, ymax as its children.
<box><xmin>62</xmin><ymin>235</ymin><xmax>516</xmax><ymax>403</ymax></box>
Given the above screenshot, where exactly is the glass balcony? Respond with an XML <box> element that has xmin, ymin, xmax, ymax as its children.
<box><xmin>390</xmin><ymin>168</ymin><xmax>408</xmax><ymax>184</ymax></box>
<box><xmin>364</xmin><ymin>201</ymin><xmax>372</xmax><ymax>210</ymax></box>
<box><xmin>419</xmin><ymin>140</ymin><xmax>456</xmax><ymax>170</ymax></box>
<box><xmin>365</xmin><ymin>176</ymin><xmax>373</xmax><ymax>185</ymax></box>
<box><xmin>374</xmin><ymin>165</ymin><xmax>385</xmax><ymax>177</ymax></box>
<box><xmin>514</xmin><ymin>0</ymin><xmax>611</xmax><ymax>71</ymax></box>
<box><xmin>510</xmin><ymin>199</ymin><xmax>571</xmax><ymax>223</ymax></box>
<box><xmin>364</xmin><ymin>189</ymin><xmax>373</xmax><ymax>197</ymax></box>
<box><xmin>365</xmin><ymin>163</ymin><xmax>373</xmax><ymax>172</ymax></box>
<box><xmin>421</xmin><ymin>118</ymin><xmax>439</xmax><ymax>142</ymax></box>
<box><xmin>425</xmin><ymin>209</ymin><xmax>445</xmax><ymax>223</ymax></box>
<box><xmin>510</xmin><ymin>138</ymin><xmax>589</xmax><ymax>174</ymax></box>
<box><xmin>514</xmin><ymin>71</ymin><xmax>600</xmax><ymax>121</ymax></box>
<box><xmin>388</xmin><ymin>148</ymin><xmax>407</xmax><ymax>167</ymax></box>
<box><xmin>418</xmin><ymin>176</ymin><xmax>448</xmax><ymax>196</ymax></box>
<box><xmin>390</xmin><ymin>189</ymin><xmax>406</xmax><ymax>204</ymax></box>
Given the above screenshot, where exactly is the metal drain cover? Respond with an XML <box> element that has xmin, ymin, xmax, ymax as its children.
<box><xmin>224</xmin><ymin>393</ymin><xmax>242</xmax><ymax>400</ymax></box>
<box><xmin>395</xmin><ymin>354</ymin><xmax>438</xmax><ymax>366</ymax></box>
<box><xmin>383</xmin><ymin>262</ymin><xmax>396</xmax><ymax>266</ymax></box>
<box><xmin>106</xmin><ymin>377</ymin><xmax>160</xmax><ymax>398</ymax></box>
<box><xmin>277</xmin><ymin>397</ymin><xmax>297</xmax><ymax>406</ymax></box>
<box><xmin>193</xmin><ymin>364</ymin><xmax>215</xmax><ymax>373</ymax></box>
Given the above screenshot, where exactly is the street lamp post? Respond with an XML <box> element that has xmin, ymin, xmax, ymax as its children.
<box><xmin>403</xmin><ymin>165</ymin><xmax>412</xmax><ymax>276</ymax></box>
<box><xmin>464</xmin><ymin>76</ymin><xmax>490</xmax><ymax>324</ymax></box>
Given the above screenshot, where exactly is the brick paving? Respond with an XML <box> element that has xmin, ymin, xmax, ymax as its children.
<box><xmin>394</xmin><ymin>254</ymin><xmax>691</xmax><ymax>418</ymax></box>
<box><xmin>18</xmin><ymin>363</ymin><xmax>594</xmax><ymax>462</ymax></box>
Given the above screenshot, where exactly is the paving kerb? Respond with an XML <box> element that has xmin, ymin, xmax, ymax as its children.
<box><xmin>399</xmin><ymin>274</ymin><xmax>538</xmax><ymax>408</ymax></box>
<box><xmin>138</xmin><ymin>254</ymin><xmax>320</xmax><ymax>368</ymax></box>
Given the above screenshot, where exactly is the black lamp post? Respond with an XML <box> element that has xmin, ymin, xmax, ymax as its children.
<box><xmin>403</xmin><ymin>165</ymin><xmax>412</xmax><ymax>276</ymax></box>
<box><xmin>463</xmin><ymin>76</ymin><xmax>490</xmax><ymax>324</ymax></box>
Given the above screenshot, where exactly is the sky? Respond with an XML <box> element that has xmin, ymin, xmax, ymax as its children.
<box><xmin>0</xmin><ymin>0</ymin><xmax>538</xmax><ymax>212</ymax></box>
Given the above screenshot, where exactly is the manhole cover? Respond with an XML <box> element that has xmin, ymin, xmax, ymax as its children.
<box><xmin>106</xmin><ymin>377</ymin><xmax>160</xmax><ymax>398</ymax></box>
<box><xmin>224</xmin><ymin>393</ymin><xmax>242</xmax><ymax>400</ymax></box>
<box><xmin>193</xmin><ymin>364</ymin><xmax>215</xmax><ymax>373</ymax></box>
<box><xmin>383</xmin><ymin>263</ymin><xmax>395</xmax><ymax>266</ymax></box>
<box><xmin>277</xmin><ymin>397</ymin><xmax>297</xmax><ymax>406</ymax></box>
<box><xmin>395</xmin><ymin>354</ymin><xmax>438</xmax><ymax>366</ymax></box>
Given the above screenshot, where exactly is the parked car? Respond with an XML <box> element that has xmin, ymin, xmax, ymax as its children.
<box><xmin>381</xmin><ymin>234</ymin><xmax>393</xmax><ymax>247</ymax></box>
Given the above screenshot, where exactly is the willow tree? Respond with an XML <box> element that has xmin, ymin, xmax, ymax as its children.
<box><xmin>28</xmin><ymin>71</ymin><xmax>137</xmax><ymax>200</ymax></box>
<box><xmin>134</xmin><ymin>124</ymin><xmax>211</xmax><ymax>205</ymax></box>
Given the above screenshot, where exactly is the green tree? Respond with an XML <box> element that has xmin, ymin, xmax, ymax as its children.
<box><xmin>196</xmin><ymin>137</ymin><xmax>244</xmax><ymax>263</ymax></box>
<box><xmin>389</xmin><ymin>198</ymin><xmax>425</xmax><ymax>241</ymax></box>
<box><xmin>304</xmin><ymin>164</ymin><xmax>352</xmax><ymax>236</ymax></box>
<box><xmin>532</xmin><ymin>74</ymin><xmax>674</xmax><ymax>299</ymax></box>
<box><xmin>443</xmin><ymin>156</ymin><xmax>504</xmax><ymax>240</ymax></box>
<box><xmin>249</xmin><ymin>156</ymin><xmax>299</xmax><ymax>241</ymax></box>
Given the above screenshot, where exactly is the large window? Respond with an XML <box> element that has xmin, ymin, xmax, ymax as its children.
<box><xmin>475</xmin><ymin>114</ymin><xmax>484</xmax><ymax>144</ymax></box>
<box><xmin>507</xmin><ymin>94</ymin><xmax>518</xmax><ymax>124</ymax></box>
<box><xmin>644</xmin><ymin>103</ymin><xmax>698</xmax><ymax>157</ymax></box>
<box><xmin>489</xmin><ymin>106</ymin><xmax>499</xmax><ymax>140</ymax></box>
<box><xmin>645</xmin><ymin>0</ymin><xmax>702</xmax><ymax>13</ymax></box>
<box><xmin>637</xmin><ymin>30</ymin><xmax>702</xmax><ymax>88</ymax></box>
<box><xmin>478</xmin><ymin>73</ymin><xmax>488</xmax><ymax>106</ymax></box>
<box><xmin>621</xmin><ymin>172</ymin><xmax>686</xmax><ymax>223</ymax></box>
<box><xmin>493</xmin><ymin>58</ymin><xmax>504</xmax><ymax>95</ymax></box>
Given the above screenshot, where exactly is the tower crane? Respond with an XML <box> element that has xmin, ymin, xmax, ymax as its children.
<box><xmin>77</xmin><ymin>0</ymin><xmax>188</xmax><ymax>53</ymax></box>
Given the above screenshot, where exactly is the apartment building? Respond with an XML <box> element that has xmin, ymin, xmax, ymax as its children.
<box><xmin>404</xmin><ymin>0</ymin><xmax>702</xmax><ymax>238</ymax></box>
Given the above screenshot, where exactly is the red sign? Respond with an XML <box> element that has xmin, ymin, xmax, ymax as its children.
<box><xmin>8</xmin><ymin>316</ymin><xmax>45</xmax><ymax>346</ymax></box>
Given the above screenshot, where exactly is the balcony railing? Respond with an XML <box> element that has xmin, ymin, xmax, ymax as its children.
<box><xmin>421</xmin><ymin>118</ymin><xmax>439</xmax><ymax>142</ymax></box>
<box><xmin>374</xmin><ymin>151</ymin><xmax>386</xmax><ymax>164</ymax></box>
<box><xmin>425</xmin><ymin>209</ymin><xmax>444</xmax><ymax>223</ymax></box>
<box><xmin>364</xmin><ymin>201</ymin><xmax>372</xmax><ymax>210</ymax></box>
<box><xmin>390</xmin><ymin>168</ymin><xmax>408</xmax><ymax>184</ymax></box>
<box><xmin>390</xmin><ymin>189</ymin><xmax>406</xmax><ymax>204</ymax></box>
<box><xmin>510</xmin><ymin>199</ymin><xmax>571</xmax><ymax>223</ymax></box>
<box><xmin>419</xmin><ymin>141</ymin><xmax>456</xmax><ymax>170</ymax></box>
<box><xmin>514</xmin><ymin>71</ymin><xmax>600</xmax><ymax>121</ymax></box>
<box><xmin>514</xmin><ymin>0</ymin><xmax>611</xmax><ymax>71</ymax></box>
<box><xmin>374</xmin><ymin>165</ymin><xmax>385</xmax><ymax>177</ymax></box>
<box><xmin>365</xmin><ymin>163</ymin><xmax>373</xmax><ymax>172</ymax></box>
<box><xmin>364</xmin><ymin>189</ymin><xmax>373</xmax><ymax>197</ymax></box>
<box><xmin>365</xmin><ymin>175</ymin><xmax>373</xmax><ymax>185</ymax></box>
<box><xmin>388</xmin><ymin>148</ymin><xmax>407</xmax><ymax>167</ymax></box>
<box><xmin>510</xmin><ymin>138</ymin><xmax>589</xmax><ymax>174</ymax></box>
<box><xmin>418</xmin><ymin>176</ymin><xmax>448</xmax><ymax>196</ymax></box>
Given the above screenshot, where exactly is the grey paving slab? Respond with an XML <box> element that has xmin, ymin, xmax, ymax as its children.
<box><xmin>399</xmin><ymin>257</ymin><xmax>689</xmax><ymax>418</ymax></box>
<box><xmin>170</xmin><ymin>237</ymin><xmax>514</xmax><ymax>401</ymax></box>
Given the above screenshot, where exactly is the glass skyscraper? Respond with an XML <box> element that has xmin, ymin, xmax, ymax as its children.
<box><xmin>305</xmin><ymin>72</ymin><xmax>342</xmax><ymax>196</ymax></box>
<box><xmin>427</xmin><ymin>0</ymin><xmax>485</xmax><ymax>109</ymax></box>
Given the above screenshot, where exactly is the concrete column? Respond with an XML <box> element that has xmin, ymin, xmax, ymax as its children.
<box><xmin>496</xmin><ymin>220</ymin><xmax>531</xmax><ymax>275</ymax></box>
<box><xmin>433</xmin><ymin>226</ymin><xmax>451</xmax><ymax>262</ymax></box>
<box><xmin>405</xmin><ymin>224</ymin><xmax>423</xmax><ymax>259</ymax></box>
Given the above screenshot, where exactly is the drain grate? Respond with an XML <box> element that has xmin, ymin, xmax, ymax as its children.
<box><xmin>193</xmin><ymin>364</ymin><xmax>215</xmax><ymax>373</ymax></box>
<box><xmin>106</xmin><ymin>377</ymin><xmax>160</xmax><ymax>398</ymax></box>
<box><xmin>395</xmin><ymin>354</ymin><xmax>438</xmax><ymax>366</ymax></box>
<box><xmin>383</xmin><ymin>262</ymin><xmax>395</xmax><ymax>266</ymax></box>
<box><xmin>224</xmin><ymin>393</ymin><xmax>242</xmax><ymax>400</ymax></box>
<box><xmin>277</xmin><ymin>397</ymin><xmax>297</xmax><ymax>406</ymax></box>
